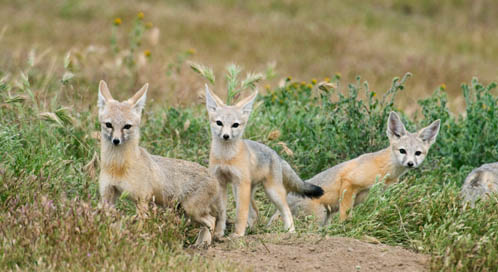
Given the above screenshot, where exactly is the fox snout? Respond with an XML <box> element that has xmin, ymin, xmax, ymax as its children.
<box><xmin>112</xmin><ymin>138</ymin><xmax>121</xmax><ymax>146</ymax></box>
<box><xmin>407</xmin><ymin>161</ymin><xmax>414</xmax><ymax>168</ymax></box>
<box><xmin>223</xmin><ymin>134</ymin><xmax>230</xmax><ymax>140</ymax></box>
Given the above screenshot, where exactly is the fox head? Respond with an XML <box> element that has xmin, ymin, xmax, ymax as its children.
<box><xmin>97</xmin><ymin>80</ymin><xmax>148</xmax><ymax>147</ymax></box>
<box><xmin>205</xmin><ymin>84</ymin><xmax>257</xmax><ymax>143</ymax></box>
<box><xmin>387</xmin><ymin>111</ymin><xmax>440</xmax><ymax>168</ymax></box>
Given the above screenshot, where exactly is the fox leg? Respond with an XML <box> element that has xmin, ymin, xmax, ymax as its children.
<box><xmin>339</xmin><ymin>183</ymin><xmax>355</xmax><ymax>222</ymax></box>
<box><xmin>193</xmin><ymin>214</ymin><xmax>215</xmax><ymax>247</ymax></box>
<box><xmin>183</xmin><ymin>195</ymin><xmax>216</xmax><ymax>247</ymax></box>
<box><xmin>135</xmin><ymin>194</ymin><xmax>153</xmax><ymax>218</ymax></box>
<box><xmin>323</xmin><ymin>208</ymin><xmax>332</xmax><ymax>226</ymax></box>
<box><xmin>194</xmin><ymin>226</ymin><xmax>212</xmax><ymax>248</ymax></box>
<box><xmin>267</xmin><ymin>210</ymin><xmax>280</xmax><ymax>226</ymax></box>
<box><xmin>247</xmin><ymin>186</ymin><xmax>259</xmax><ymax>228</ymax></box>
<box><xmin>233</xmin><ymin>180</ymin><xmax>251</xmax><ymax>237</ymax></box>
<box><xmin>99</xmin><ymin>182</ymin><xmax>119</xmax><ymax>207</ymax></box>
<box><xmin>232</xmin><ymin>184</ymin><xmax>258</xmax><ymax>228</ymax></box>
<box><xmin>214</xmin><ymin>183</ymin><xmax>228</xmax><ymax>239</ymax></box>
<box><xmin>263</xmin><ymin>175</ymin><xmax>295</xmax><ymax>233</ymax></box>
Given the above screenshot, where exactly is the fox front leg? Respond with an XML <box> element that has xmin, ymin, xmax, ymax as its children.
<box><xmin>214</xmin><ymin>184</ymin><xmax>228</xmax><ymax>239</ymax></box>
<box><xmin>99</xmin><ymin>182</ymin><xmax>119</xmax><ymax>208</ymax></box>
<box><xmin>339</xmin><ymin>183</ymin><xmax>355</xmax><ymax>222</ymax></box>
<box><xmin>232</xmin><ymin>180</ymin><xmax>252</xmax><ymax>237</ymax></box>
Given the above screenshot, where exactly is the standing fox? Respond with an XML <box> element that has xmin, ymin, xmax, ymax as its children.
<box><xmin>271</xmin><ymin>112</ymin><xmax>440</xmax><ymax>225</ymax></box>
<box><xmin>461</xmin><ymin>162</ymin><xmax>498</xmax><ymax>207</ymax></box>
<box><xmin>97</xmin><ymin>80</ymin><xmax>221</xmax><ymax>246</ymax></box>
<box><xmin>205</xmin><ymin>85</ymin><xmax>324</xmax><ymax>237</ymax></box>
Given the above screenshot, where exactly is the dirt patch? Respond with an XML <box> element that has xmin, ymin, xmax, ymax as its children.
<box><xmin>199</xmin><ymin>234</ymin><xmax>429</xmax><ymax>272</ymax></box>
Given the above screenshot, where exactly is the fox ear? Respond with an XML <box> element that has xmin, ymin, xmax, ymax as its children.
<box><xmin>98</xmin><ymin>80</ymin><xmax>114</xmax><ymax>109</ymax></box>
<box><xmin>387</xmin><ymin>111</ymin><xmax>407</xmax><ymax>140</ymax></box>
<box><xmin>205</xmin><ymin>84</ymin><xmax>224</xmax><ymax>114</ymax></box>
<box><xmin>128</xmin><ymin>83</ymin><xmax>148</xmax><ymax>114</ymax></box>
<box><xmin>236</xmin><ymin>91</ymin><xmax>258</xmax><ymax>118</ymax></box>
<box><xmin>418</xmin><ymin>119</ymin><xmax>440</xmax><ymax>145</ymax></box>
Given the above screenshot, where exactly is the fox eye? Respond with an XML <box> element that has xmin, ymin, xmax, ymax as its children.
<box><xmin>123</xmin><ymin>124</ymin><xmax>132</xmax><ymax>130</ymax></box>
<box><xmin>399</xmin><ymin>148</ymin><xmax>406</xmax><ymax>154</ymax></box>
<box><xmin>415</xmin><ymin>151</ymin><xmax>422</xmax><ymax>156</ymax></box>
<box><xmin>232</xmin><ymin>122</ymin><xmax>239</xmax><ymax>128</ymax></box>
<box><xmin>105</xmin><ymin>122</ymin><xmax>113</xmax><ymax>128</ymax></box>
<box><xmin>216</xmin><ymin>120</ymin><xmax>223</xmax><ymax>126</ymax></box>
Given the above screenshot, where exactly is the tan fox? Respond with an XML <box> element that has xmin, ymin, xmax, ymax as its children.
<box><xmin>461</xmin><ymin>162</ymin><xmax>498</xmax><ymax>207</ymax></box>
<box><xmin>205</xmin><ymin>85</ymin><xmax>324</xmax><ymax>237</ymax></box>
<box><xmin>97</xmin><ymin>80</ymin><xmax>221</xmax><ymax>246</ymax></box>
<box><xmin>270</xmin><ymin>112</ymin><xmax>440</xmax><ymax>225</ymax></box>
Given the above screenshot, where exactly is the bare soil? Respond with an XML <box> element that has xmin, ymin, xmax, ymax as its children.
<box><xmin>199</xmin><ymin>233</ymin><xmax>429</xmax><ymax>272</ymax></box>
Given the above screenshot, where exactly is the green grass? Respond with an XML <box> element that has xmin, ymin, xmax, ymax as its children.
<box><xmin>1</xmin><ymin>64</ymin><xmax>497</xmax><ymax>270</ymax></box>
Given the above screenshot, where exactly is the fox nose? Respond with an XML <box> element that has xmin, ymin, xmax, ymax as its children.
<box><xmin>407</xmin><ymin>161</ymin><xmax>414</xmax><ymax>167</ymax></box>
<box><xmin>223</xmin><ymin>134</ymin><xmax>230</xmax><ymax>140</ymax></box>
<box><xmin>112</xmin><ymin>138</ymin><xmax>120</xmax><ymax>146</ymax></box>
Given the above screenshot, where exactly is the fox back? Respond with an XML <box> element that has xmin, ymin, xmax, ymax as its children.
<box><xmin>281</xmin><ymin>112</ymin><xmax>440</xmax><ymax>224</ymax></box>
<box><xmin>462</xmin><ymin>162</ymin><xmax>498</xmax><ymax>207</ymax></box>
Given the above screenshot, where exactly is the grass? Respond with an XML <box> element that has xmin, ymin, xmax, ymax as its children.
<box><xmin>1</xmin><ymin>0</ymin><xmax>497</xmax><ymax>271</ymax></box>
<box><xmin>1</xmin><ymin>61</ymin><xmax>497</xmax><ymax>270</ymax></box>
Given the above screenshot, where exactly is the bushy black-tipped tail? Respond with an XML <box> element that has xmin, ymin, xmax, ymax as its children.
<box><xmin>301</xmin><ymin>182</ymin><xmax>324</xmax><ymax>198</ymax></box>
<box><xmin>281</xmin><ymin>160</ymin><xmax>324</xmax><ymax>199</ymax></box>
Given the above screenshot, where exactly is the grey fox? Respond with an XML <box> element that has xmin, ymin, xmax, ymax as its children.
<box><xmin>205</xmin><ymin>85</ymin><xmax>323</xmax><ymax>237</ymax></box>
<box><xmin>461</xmin><ymin>162</ymin><xmax>498</xmax><ymax>207</ymax></box>
<box><xmin>97</xmin><ymin>80</ymin><xmax>221</xmax><ymax>246</ymax></box>
<box><xmin>270</xmin><ymin>111</ymin><xmax>440</xmax><ymax>225</ymax></box>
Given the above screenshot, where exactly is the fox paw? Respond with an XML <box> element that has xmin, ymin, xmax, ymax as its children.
<box><xmin>229</xmin><ymin>233</ymin><xmax>244</xmax><ymax>239</ymax></box>
<box><xmin>214</xmin><ymin>232</ymin><xmax>225</xmax><ymax>241</ymax></box>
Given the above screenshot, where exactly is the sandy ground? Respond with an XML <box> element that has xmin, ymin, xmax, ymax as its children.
<box><xmin>198</xmin><ymin>233</ymin><xmax>429</xmax><ymax>272</ymax></box>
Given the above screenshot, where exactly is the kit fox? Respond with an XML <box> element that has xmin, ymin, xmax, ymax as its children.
<box><xmin>461</xmin><ymin>162</ymin><xmax>498</xmax><ymax>207</ymax></box>
<box><xmin>270</xmin><ymin>111</ymin><xmax>440</xmax><ymax>225</ymax></box>
<box><xmin>97</xmin><ymin>80</ymin><xmax>221</xmax><ymax>246</ymax></box>
<box><xmin>205</xmin><ymin>85</ymin><xmax>324</xmax><ymax>237</ymax></box>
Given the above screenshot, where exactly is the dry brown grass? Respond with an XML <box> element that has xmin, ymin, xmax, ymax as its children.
<box><xmin>0</xmin><ymin>0</ymin><xmax>497</xmax><ymax>111</ymax></box>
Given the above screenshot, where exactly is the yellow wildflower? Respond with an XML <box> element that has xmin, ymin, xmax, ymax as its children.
<box><xmin>372</xmin><ymin>92</ymin><xmax>377</xmax><ymax>97</ymax></box>
<box><xmin>440</xmin><ymin>83</ymin><xmax>446</xmax><ymax>90</ymax></box>
<box><xmin>137</xmin><ymin>12</ymin><xmax>145</xmax><ymax>20</ymax></box>
<box><xmin>306</xmin><ymin>83</ymin><xmax>313</xmax><ymax>89</ymax></box>
<box><xmin>300</xmin><ymin>81</ymin><xmax>306</xmax><ymax>86</ymax></box>
<box><xmin>265</xmin><ymin>84</ymin><xmax>271</xmax><ymax>90</ymax></box>
<box><xmin>286</xmin><ymin>76</ymin><xmax>292</xmax><ymax>81</ymax></box>
<box><xmin>324</xmin><ymin>77</ymin><xmax>330</xmax><ymax>82</ymax></box>
<box><xmin>144</xmin><ymin>50</ymin><xmax>151</xmax><ymax>57</ymax></box>
<box><xmin>145</xmin><ymin>22</ymin><xmax>153</xmax><ymax>29</ymax></box>
<box><xmin>311</xmin><ymin>78</ymin><xmax>317</xmax><ymax>85</ymax></box>
<box><xmin>114</xmin><ymin>18</ymin><xmax>122</xmax><ymax>26</ymax></box>
<box><xmin>187</xmin><ymin>48</ymin><xmax>196</xmax><ymax>55</ymax></box>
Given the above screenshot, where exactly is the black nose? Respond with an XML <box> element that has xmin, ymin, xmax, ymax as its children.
<box><xmin>113</xmin><ymin>139</ymin><xmax>120</xmax><ymax>145</ymax></box>
<box><xmin>407</xmin><ymin>162</ymin><xmax>414</xmax><ymax>167</ymax></box>
<box><xmin>223</xmin><ymin>134</ymin><xmax>229</xmax><ymax>140</ymax></box>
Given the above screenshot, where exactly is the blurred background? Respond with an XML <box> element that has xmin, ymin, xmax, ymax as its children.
<box><xmin>0</xmin><ymin>0</ymin><xmax>497</xmax><ymax>112</ymax></box>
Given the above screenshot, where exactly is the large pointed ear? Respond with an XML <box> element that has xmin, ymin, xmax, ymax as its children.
<box><xmin>235</xmin><ymin>91</ymin><xmax>258</xmax><ymax>118</ymax></box>
<box><xmin>127</xmin><ymin>83</ymin><xmax>148</xmax><ymax>114</ymax></box>
<box><xmin>98</xmin><ymin>80</ymin><xmax>114</xmax><ymax>109</ymax></box>
<box><xmin>418</xmin><ymin>119</ymin><xmax>440</xmax><ymax>145</ymax></box>
<box><xmin>205</xmin><ymin>84</ymin><xmax>224</xmax><ymax>114</ymax></box>
<box><xmin>386</xmin><ymin>111</ymin><xmax>407</xmax><ymax>140</ymax></box>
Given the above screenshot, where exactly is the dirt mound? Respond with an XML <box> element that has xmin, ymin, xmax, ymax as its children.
<box><xmin>201</xmin><ymin>234</ymin><xmax>429</xmax><ymax>271</ymax></box>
